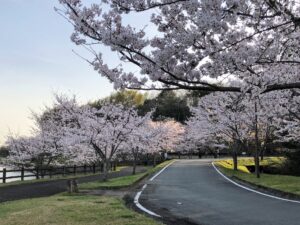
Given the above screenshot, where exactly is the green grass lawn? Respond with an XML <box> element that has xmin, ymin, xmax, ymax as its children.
<box><xmin>80</xmin><ymin>173</ymin><xmax>147</xmax><ymax>189</ymax></box>
<box><xmin>0</xmin><ymin>194</ymin><xmax>162</xmax><ymax>225</ymax></box>
<box><xmin>79</xmin><ymin>160</ymin><xmax>175</xmax><ymax>190</ymax></box>
<box><xmin>216</xmin><ymin>158</ymin><xmax>300</xmax><ymax>196</ymax></box>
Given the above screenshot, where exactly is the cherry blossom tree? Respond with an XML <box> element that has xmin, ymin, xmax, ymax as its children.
<box><xmin>57</xmin><ymin>0</ymin><xmax>300</xmax><ymax>94</ymax></box>
<box><xmin>274</xmin><ymin>91</ymin><xmax>300</xmax><ymax>144</ymax></box>
<box><xmin>6</xmin><ymin>102</ymin><xmax>79</xmax><ymax>169</ymax></box>
<box><xmin>182</xmin><ymin>105</ymin><xmax>225</xmax><ymax>159</ymax></box>
<box><xmin>53</xmin><ymin>96</ymin><xmax>152</xmax><ymax>180</ymax></box>
<box><xmin>6</xmin><ymin>94</ymin><xmax>155</xmax><ymax>181</ymax></box>
<box><xmin>6</xmin><ymin>135</ymin><xmax>42</xmax><ymax>168</ymax></box>
<box><xmin>148</xmin><ymin>120</ymin><xmax>184</xmax><ymax>164</ymax></box>
<box><xmin>124</xmin><ymin>120</ymin><xmax>162</xmax><ymax>174</ymax></box>
<box><xmin>7</xmin><ymin>132</ymin><xmax>68</xmax><ymax>169</ymax></box>
<box><xmin>188</xmin><ymin>91</ymin><xmax>279</xmax><ymax>177</ymax></box>
<box><xmin>187</xmin><ymin>93</ymin><xmax>248</xmax><ymax>169</ymax></box>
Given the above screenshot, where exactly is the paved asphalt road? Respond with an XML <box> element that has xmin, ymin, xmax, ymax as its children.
<box><xmin>0</xmin><ymin>166</ymin><xmax>146</xmax><ymax>203</ymax></box>
<box><xmin>140</xmin><ymin>159</ymin><xmax>300</xmax><ymax>225</ymax></box>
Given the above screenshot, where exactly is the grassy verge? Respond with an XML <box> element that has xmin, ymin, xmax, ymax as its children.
<box><xmin>216</xmin><ymin>158</ymin><xmax>300</xmax><ymax>196</ymax></box>
<box><xmin>0</xmin><ymin>166</ymin><xmax>127</xmax><ymax>188</ymax></box>
<box><xmin>0</xmin><ymin>194</ymin><xmax>162</xmax><ymax>225</ymax></box>
<box><xmin>80</xmin><ymin>173</ymin><xmax>147</xmax><ymax>190</ymax></box>
<box><xmin>80</xmin><ymin>160</ymin><xmax>175</xmax><ymax>190</ymax></box>
<box><xmin>216</xmin><ymin>157</ymin><xmax>284</xmax><ymax>173</ymax></box>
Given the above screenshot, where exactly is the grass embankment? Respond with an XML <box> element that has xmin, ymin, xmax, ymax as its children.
<box><xmin>216</xmin><ymin>157</ymin><xmax>300</xmax><ymax>196</ymax></box>
<box><xmin>0</xmin><ymin>194</ymin><xmax>162</xmax><ymax>225</ymax></box>
<box><xmin>0</xmin><ymin>166</ymin><xmax>127</xmax><ymax>188</ymax></box>
<box><xmin>80</xmin><ymin>160</ymin><xmax>175</xmax><ymax>190</ymax></box>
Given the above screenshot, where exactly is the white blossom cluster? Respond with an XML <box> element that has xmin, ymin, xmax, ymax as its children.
<box><xmin>58</xmin><ymin>0</ymin><xmax>300</xmax><ymax>93</ymax></box>
<box><xmin>183</xmin><ymin>90</ymin><xmax>300</xmax><ymax>154</ymax></box>
<box><xmin>6</xmin><ymin>95</ymin><xmax>182</xmax><ymax>173</ymax></box>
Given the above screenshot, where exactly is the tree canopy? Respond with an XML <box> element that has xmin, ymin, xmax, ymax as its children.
<box><xmin>58</xmin><ymin>0</ymin><xmax>300</xmax><ymax>94</ymax></box>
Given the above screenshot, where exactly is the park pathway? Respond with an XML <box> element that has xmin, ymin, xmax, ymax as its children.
<box><xmin>0</xmin><ymin>166</ymin><xmax>146</xmax><ymax>203</ymax></box>
<box><xmin>140</xmin><ymin>159</ymin><xmax>300</xmax><ymax>225</ymax></box>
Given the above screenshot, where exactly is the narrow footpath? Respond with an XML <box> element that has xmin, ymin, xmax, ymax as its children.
<box><xmin>0</xmin><ymin>167</ymin><xmax>146</xmax><ymax>203</ymax></box>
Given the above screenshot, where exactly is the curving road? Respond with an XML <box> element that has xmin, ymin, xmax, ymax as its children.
<box><xmin>140</xmin><ymin>159</ymin><xmax>300</xmax><ymax>225</ymax></box>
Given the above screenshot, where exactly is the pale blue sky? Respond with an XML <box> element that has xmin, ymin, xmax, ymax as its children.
<box><xmin>0</xmin><ymin>1</ymin><xmax>153</xmax><ymax>144</ymax></box>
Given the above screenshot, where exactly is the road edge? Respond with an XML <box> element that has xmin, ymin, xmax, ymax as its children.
<box><xmin>212</xmin><ymin>162</ymin><xmax>300</xmax><ymax>204</ymax></box>
<box><xmin>134</xmin><ymin>160</ymin><xmax>177</xmax><ymax>218</ymax></box>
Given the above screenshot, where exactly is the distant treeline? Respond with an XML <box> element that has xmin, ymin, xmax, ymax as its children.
<box><xmin>91</xmin><ymin>89</ymin><xmax>208</xmax><ymax>123</ymax></box>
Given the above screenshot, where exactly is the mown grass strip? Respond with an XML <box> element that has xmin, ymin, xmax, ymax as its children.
<box><xmin>79</xmin><ymin>172</ymin><xmax>147</xmax><ymax>190</ymax></box>
<box><xmin>0</xmin><ymin>194</ymin><xmax>162</xmax><ymax>225</ymax></box>
<box><xmin>79</xmin><ymin>160</ymin><xmax>175</xmax><ymax>190</ymax></box>
<box><xmin>216</xmin><ymin>158</ymin><xmax>300</xmax><ymax>196</ymax></box>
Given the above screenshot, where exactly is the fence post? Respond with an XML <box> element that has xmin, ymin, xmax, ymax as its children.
<box><xmin>73</xmin><ymin>165</ymin><xmax>77</xmax><ymax>176</ymax></box>
<box><xmin>84</xmin><ymin>164</ymin><xmax>87</xmax><ymax>174</ymax></box>
<box><xmin>21</xmin><ymin>167</ymin><xmax>24</xmax><ymax>181</ymax></box>
<box><xmin>63</xmin><ymin>166</ymin><xmax>66</xmax><ymax>176</ymax></box>
<box><xmin>36</xmin><ymin>167</ymin><xmax>39</xmax><ymax>180</ymax></box>
<box><xmin>2</xmin><ymin>168</ymin><xmax>6</xmax><ymax>184</ymax></box>
<box><xmin>93</xmin><ymin>164</ymin><xmax>96</xmax><ymax>174</ymax></box>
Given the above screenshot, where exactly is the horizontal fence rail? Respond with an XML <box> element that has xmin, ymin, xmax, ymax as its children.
<box><xmin>0</xmin><ymin>162</ymin><xmax>118</xmax><ymax>184</ymax></box>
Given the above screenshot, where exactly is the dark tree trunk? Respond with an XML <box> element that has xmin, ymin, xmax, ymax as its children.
<box><xmin>233</xmin><ymin>151</ymin><xmax>238</xmax><ymax>171</ymax></box>
<box><xmin>132</xmin><ymin>153</ymin><xmax>137</xmax><ymax>175</ymax></box>
<box><xmin>103</xmin><ymin>160</ymin><xmax>110</xmax><ymax>181</ymax></box>
<box><xmin>254</xmin><ymin>100</ymin><xmax>260</xmax><ymax>178</ymax></box>
<box><xmin>255</xmin><ymin>154</ymin><xmax>260</xmax><ymax>178</ymax></box>
<box><xmin>153</xmin><ymin>154</ymin><xmax>157</xmax><ymax>167</ymax></box>
<box><xmin>198</xmin><ymin>150</ymin><xmax>202</xmax><ymax>159</ymax></box>
<box><xmin>260</xmin><ymin>149</ymin><xmax>264</xmax><ymax>161</ymax></box>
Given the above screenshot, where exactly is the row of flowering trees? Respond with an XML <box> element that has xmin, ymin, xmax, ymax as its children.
<box><xmin>6</xmin><ymin>90</ymin><xmax>299</xmax><ymax>179</ymax></box>
<box><xmin>181</xmin><ymin>90</ymin><xmax>299</xmax><ymax>178</ymax></box>
<box><xmin>6</xmin><ymin>95</ymin><xmax>184</xmax><ymax>180</ymax></box>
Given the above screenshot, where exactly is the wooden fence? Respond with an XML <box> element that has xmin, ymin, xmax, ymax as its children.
<box><xmin>0</xmin><ymin>162</ymin><xmax>117</xmax><ymax>184</ymax></box>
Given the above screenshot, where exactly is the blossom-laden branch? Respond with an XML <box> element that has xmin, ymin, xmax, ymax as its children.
<box><xmin>57</xmin><ymin>0</ymin><xmax>300</xmax><ymax>93</ymax></box>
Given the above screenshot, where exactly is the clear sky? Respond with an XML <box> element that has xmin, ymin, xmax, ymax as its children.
<box><xmin>0</xmin><ymin>1</ymin><xmax>133</xmax><ymax>145</ymax></box>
